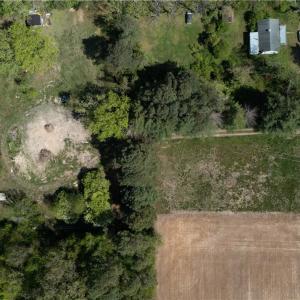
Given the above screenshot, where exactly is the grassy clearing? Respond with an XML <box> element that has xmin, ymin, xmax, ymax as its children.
<box><xmin>138</xmin><ymin>7</ymin><xmax>300</xmax><ymax>73</ymax></box>
<box><xmin>38</xmin><ymin>8</ymin><xmax>100</xmax><ymax>95</ymax></box>
<box><xmin>156</xmin><ymin>135</ymin><xmax>300</xmax><ymax>212</ymax></box>
<box><xmin>138</xmin><ymin>14</ymin><xmax>202</xmax><ymax>66</ymax></box>
<box><xmin>0</xmin><ymin>8</ymin><xmax>100</xmax><ymax>193</ymax></box>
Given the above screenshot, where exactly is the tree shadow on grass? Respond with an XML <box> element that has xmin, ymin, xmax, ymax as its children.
<box><xmin>233</xmin><ymin>86</ymin><xmax>266</xmax><ymax>108</ymax></box>
<box><xmin>291</xmin><ymin>44</ymin><xmax>300</xmax><ymax>66</ymax></box>
<box><xmin>82</xmin><ymin>35</ymin><xmax>109</xmax><ymax>64</ymax></box>
<box><xmin>232</xmin><ymin>86</ymin><xmax>267</xmax><ymax>128</ymax></box>
<box><xmin>133</xmin><ymin>61</ymin><xmax>180</xmax><ymax>92</ymax></box>
<box><xmin>94</xmin><ymin>15</ymin><xmax>120</xmax><ymax>40</ymax></box>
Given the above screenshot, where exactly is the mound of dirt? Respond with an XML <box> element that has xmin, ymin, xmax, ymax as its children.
<box><xmin>44</xmin><ymin>123</ymin><xmax>54</xmax><ymax>132</ymax></box>
<box><xmin>11</xmin><ymin>103</ymin><xmax>98</xmax><ymax>182</ymax></box>
<box><xmin>39</xmin><ymin>149</ymin><xmax>53</xmax><ymax>163</ymax></box>
<box><xmin>24</xmin><ymin>104</ymin><xmax>89</xmax><ymax>162</ymax></box>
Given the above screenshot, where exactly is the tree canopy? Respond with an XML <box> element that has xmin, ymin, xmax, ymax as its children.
<box><xmin>9</xmin><ymin>23</ymin><xmax>58</xmax><ymax>73</ymax></box>
<box><xmin>89</xmin><ymin>91</ymin><xmax>130</xmax><ymax>142</ymax></box>
<box><xmin>132</xmin><ymin>66</ymin><xmax>224</xmax><ymax>138</ymax></box>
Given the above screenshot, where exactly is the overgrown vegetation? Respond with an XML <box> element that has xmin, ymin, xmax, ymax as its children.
<box><xmin>157</xmin><ymin>135</ymin><xmax>300</xmax><ymax>212</ymax></box>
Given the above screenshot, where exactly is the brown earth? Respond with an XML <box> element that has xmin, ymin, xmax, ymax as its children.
<box><xmin>156</xmin><ymin>212</ymin><xmax>300</xmax><ymax>300</ymax></box>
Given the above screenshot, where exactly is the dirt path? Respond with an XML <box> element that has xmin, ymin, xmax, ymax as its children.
<box><xmin>168</xmin><ymin>128</ymin><xmax>300</xmax><ymax>140</ymax></box>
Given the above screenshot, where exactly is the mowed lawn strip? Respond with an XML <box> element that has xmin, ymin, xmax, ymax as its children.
<box><xmin>156</xmin><ymin>135</ymin><xmax>300</xmax><ymax>212</ymax></box>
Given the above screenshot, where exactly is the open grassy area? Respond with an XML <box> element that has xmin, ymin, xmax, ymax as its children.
<box><xmin>156</xmin><ymin>135</ymin><xmax>300</xmax><ymax>212</ymax></box>
<box><xmin>0</xmin><ymin>8</ymin><xmax>100</xmax><ymax>194</ymax></box>
<box><xmin>138</xmin><ymin>7</ymin><xmax>300</xmax><ymax>72</ymax></box>
<box><xmin>37</xmin><ymin>8</ymin><xmax>100</xmax><ymax>96</ymax></box>
<box><xmin>138</xmin><ymin>14</ymin><xmax>203</xmax><ymax>66</ymax></box>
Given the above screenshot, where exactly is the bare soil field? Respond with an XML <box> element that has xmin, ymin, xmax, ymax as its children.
<box><xmin>156</xmin><ymin>212</ymin><xmax>300</xmax><ymax>300</ymax></box>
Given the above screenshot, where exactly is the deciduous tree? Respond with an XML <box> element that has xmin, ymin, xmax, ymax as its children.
<box><xmin>9</xmin><ymin>23</ymin><xmax>58</xmax><ymax>73</ymax></box>
<box><xmin>89</xmin><ymin>91</ymin><xmax>130</xmax><ymax>142</ymax></box>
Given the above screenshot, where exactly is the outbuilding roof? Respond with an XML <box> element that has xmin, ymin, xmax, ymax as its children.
<box><xmin>279</xmin><ymin>25</ymin><xmax>287</xmax><ymax>44</ymax></box>
<box><xmin>0</xmin><ymin>193</ymin><xmax>6</xmax><ymax>202</ymax></box>
<box><xmin>249</xmin><ymin>32</ymin><xmax>259</xmax><ymax>55</ymax></box>
<box><xmin>185</xmin><ymin>12</ymin><xmax>192</xmax><ymax>24</ymax></box>
<box><xmin>26</xmin><ymin>14</ymin><xmax>43</xmax><ymax>26</ymax></box>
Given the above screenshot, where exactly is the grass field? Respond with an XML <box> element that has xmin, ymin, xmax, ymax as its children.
<box><xmin>138</xmin><ymin>7</ymin><xmax>300</xmax><ymax>73</ymax></box>
<box><xmin>156</xmin><ymin>135</ymin><xmax>300</xmax><ymax>212</ymax></box>
<box><xmin>156</xmin><ymin>212</ymin><xmax>300</xmax><ymax>300</ymax></box>
<box><xmin>138</xmin><ymin>14</ymin><xmax>203</xmax><ymax>66</ymax></box>
<box><xmin>41</xmin><ymin>8</ymin><xmax>100</xmax><ymax>94</ymax></box>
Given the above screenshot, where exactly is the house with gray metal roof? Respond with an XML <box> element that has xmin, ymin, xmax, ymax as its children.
<box><xmin>249</xmin><ymin>19</ymin><xmax>286</xmax><ymax>55</ymax></box>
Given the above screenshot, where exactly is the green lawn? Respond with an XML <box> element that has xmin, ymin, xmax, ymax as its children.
<box><xmin>138</xmin><ymin>7</ymin><xmax>300</xmax><ymax>72</ymax></box>
<box><xmin>138</xmin><ymin>14</ymin><xmax>203</xmax><ymax>66</ymax></box>
<box><xmin>156</xmin><ymin>135</ymin><xmax>300</xmax><ymax>212</ymax></box>
<box><xmin>38</xmin><ymin>8</ymin><xmax>100</xmax><ymax>95</ymax></box>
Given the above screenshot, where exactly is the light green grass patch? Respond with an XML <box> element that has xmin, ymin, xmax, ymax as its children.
<box><xmin>156</xmin><ymin>135</ymin><xmax>300</xmax><ymax>212</ymax></box>
<box><xmin>37</xmin><ymin>8</ymin><xmax>100</xmax><ymax>95</ymax></box>
<box><xmin>139</xmin><ymin>14</ymin><xmax>203</xmax><ymax>66</ymax></box>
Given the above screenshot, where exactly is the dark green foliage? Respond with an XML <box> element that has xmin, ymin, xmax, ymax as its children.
<box><xmin>244</xmin><ymin>3</ymin><xmax>270</xmax><ymax>31</ymax></box>
<box><xmin>0</xmin><ymin>0</ymin><xmax>30</xmax><ymax>18</ymax></box>
<box><xmin>119</xmin><ymin>142</ymin><xmax>157</xmax><ymax>187</ymax></box>
<box><xmin>43</xmin><ymin>0</ymin><xmax>81</xmax><ymax>10</ymax></box>
<box><xmin>263</xmin><ymin>72</ymin><xmax>300</xmax><ymax>132</ymax></box>
<box><xmin>117</xmin><ymin>232</ymin><xmax>157</xmax><ymax>299</ymax></box>
<box><xmin>105</xmin><ymin>16</ymin><xmax>144</xmax><ymax>76</ymax></box>
<box><xmin>71</xmin><ymin>83</ymin><xmax>107</xmax><ymax>121</ymax></box>
<box><xmin>37</xmin><ymin>238</ymin><xmax>87</xmax><ymax>300</ymax></box>
<box><xmin>0</xmin><ymin>141</ymin><xmax>158</xmax><ymax>298</ymax></box>
<box><xmin>121</xmin><ymin>187</ymin><xmax>157</xmax><ymax>232</ymax></box>
<box><xmin>132</xmin><ymin>66</ymin><xmax>224</xmax><ymax>138</ymax></box>
<box><xmin>114</xmin><ymin>142</ymin><xmax>158</xmax><ymax>296</ymax></box>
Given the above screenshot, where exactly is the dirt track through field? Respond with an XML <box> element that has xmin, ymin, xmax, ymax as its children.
<box><xmin>168</xmin><ymin>129</ymin><xmax>300</xmax><ymax>140</ymax></box>
<box><xmin>156</xmin><ymin>212</ymin><xmax>300</xmax><ymax>300</ymax></box>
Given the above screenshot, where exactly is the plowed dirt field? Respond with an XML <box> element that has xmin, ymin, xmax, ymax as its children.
<box><xmin>156</xmin><ymin>212</ymin><xmax>300</xmax><ymax>300</ymax></box>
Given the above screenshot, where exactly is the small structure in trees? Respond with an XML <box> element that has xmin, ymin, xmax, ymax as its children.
<box><xmin>222</xmin><ymin>6</ymin><xmax>234</xmax><ymax>23</ymax></box>
<box><xmin>26</xmin><ymin>13</ymin><xmax>44</xmax><ymax>26</ymax></box>
<box><xmin>185</xmin><ymin>11</ymin><xmax>193</xmax><ymax>24</ymax></box>
<box><xmin>0</xmin><ymin>193</ymin><xmax>7</xmax><ymax>202</ymax></box>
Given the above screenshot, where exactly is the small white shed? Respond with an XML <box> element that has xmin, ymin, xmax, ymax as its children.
<box><xmin>0</xmin><ymin>193</ymin><xmax>7</xmax><ymax>202</ymax></box>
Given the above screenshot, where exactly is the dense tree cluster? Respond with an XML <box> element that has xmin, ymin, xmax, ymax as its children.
<box><xmin>0</xmin><ymin>144</ymin><xmax>158</xmax><ymax>299</ymax></box>
<box><xmin>262</xmin><ymin>66</ymin><xmax>300</xmax><ymax>132</ymax></box>
<box><xmin>131</xmin><ymin>65</ymin><xmax>224</xmax><ymax>138</ymax></box>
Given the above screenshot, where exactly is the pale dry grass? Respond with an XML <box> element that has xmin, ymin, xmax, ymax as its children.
<box><xmin>24</xmin><ymin>104</ymin><xmax>88</xmax><ymax>161</ymax></box>
<box><xmin>12</xmin><ymin>104</ymin><xmax>97</xmax><ymax>180</ymax></box>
